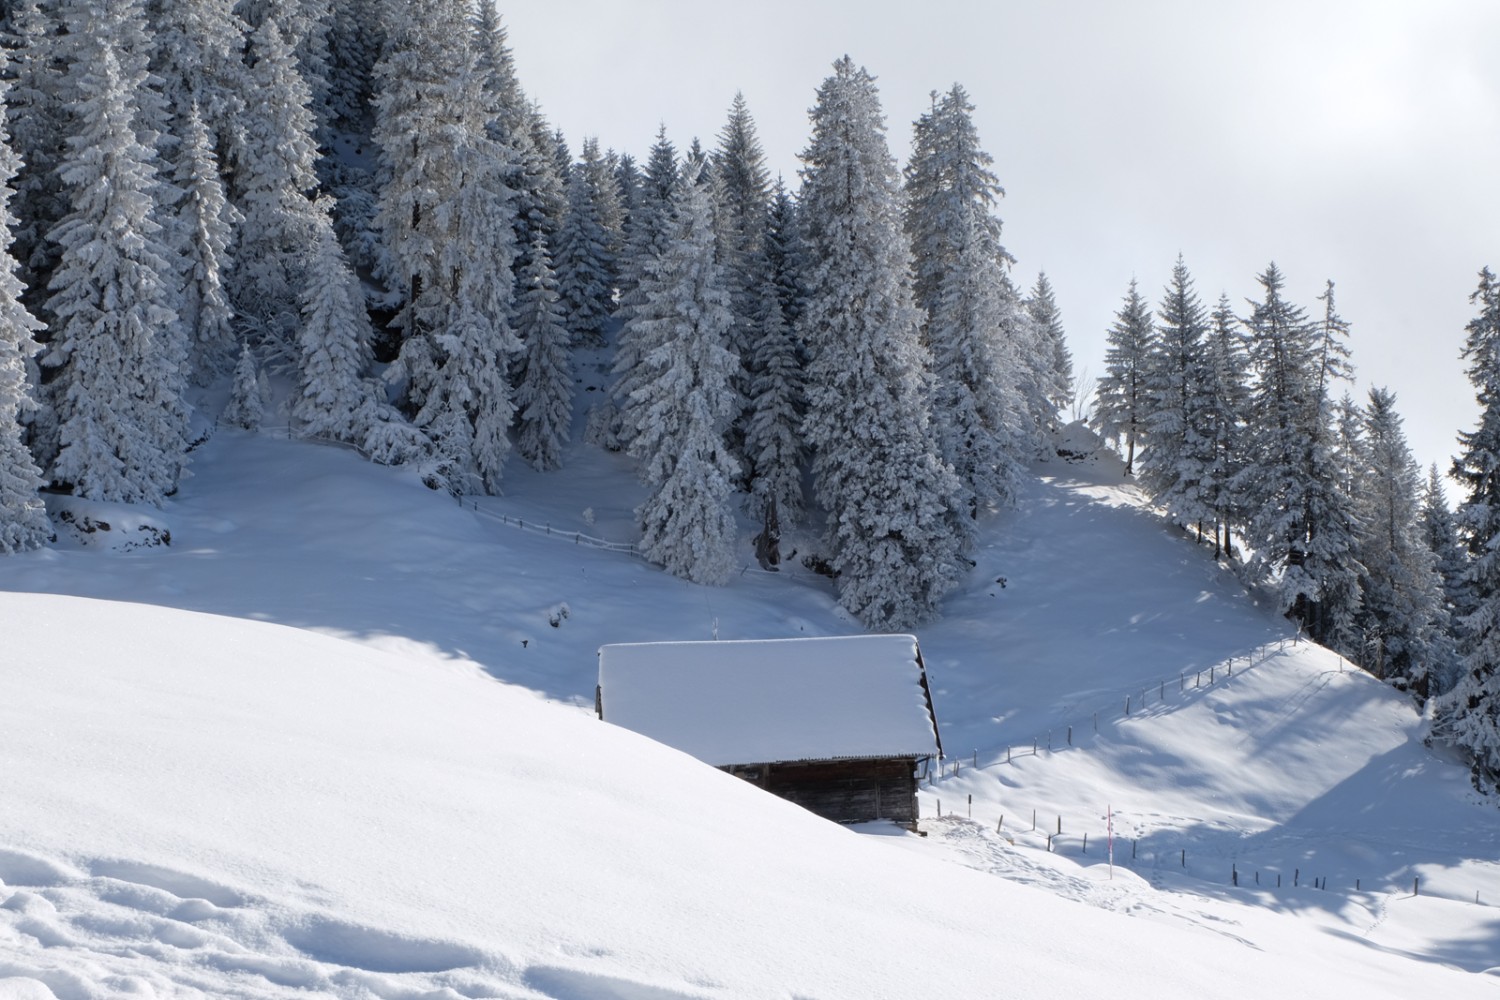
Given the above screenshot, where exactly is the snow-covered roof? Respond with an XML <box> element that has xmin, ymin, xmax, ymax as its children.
<box><xmin>597</xmin><ymin>635</ymin><xmax>941</xmax><ymax>766</ymax></box>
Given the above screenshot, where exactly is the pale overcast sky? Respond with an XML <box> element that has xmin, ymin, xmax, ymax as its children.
<box><xmin>503</xmin><ymin>1</ymin><xmax>1500</xmax><ymax>491</ymax></box>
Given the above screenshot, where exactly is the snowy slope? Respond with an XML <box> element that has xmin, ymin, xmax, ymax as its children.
<box><xmin>2</xmin><ymin>593</ymin><xmax>1495</xmax><ymax>999</ymax></box>
<box><xmin>2</xmin><ymin>422</ymin><xmax>1498</xmax><ymax>996</ymax></box>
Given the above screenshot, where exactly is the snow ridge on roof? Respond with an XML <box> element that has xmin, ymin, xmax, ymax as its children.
<box><xmin>597</xmin><ymin>635</ymin><xmax>940</xmax><ymax>766</ymax></box>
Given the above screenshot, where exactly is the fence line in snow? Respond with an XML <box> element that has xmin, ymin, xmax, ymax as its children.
<box><xmin>926</xmin><ymin>638</ymin><xmax>1301</xmax><ymax>780</ymax></box>
<box><xmin>915</xmin><ymin>807</ymin><xmax>1488</xmax><ymax>909</ymax></box>
<box><xmin>464</xmin><ymin>501</ymin><xmax>642</xmax><ymax>556</ymax></box>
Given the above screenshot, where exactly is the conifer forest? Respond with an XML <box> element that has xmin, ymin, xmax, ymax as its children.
<box><xmin>0</xmin><ymin>0</ymin><xmax>1497</xmax><ymax>790</ymax></box>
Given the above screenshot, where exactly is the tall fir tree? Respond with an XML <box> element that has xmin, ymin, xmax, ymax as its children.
<box><xmin>513</xmin><ymin>234</ymin><xmax>573</xmax><ymax>472</ymax></box>
<box><xmin>324</xmin><ymin>0</ymin><xmax>380</xmax><ymax>130</ymax></box>
<box><xmin>553</xmin><ymin>141</ymin><xmax>613</xmax><ymax>348</ymax></box>
<box><xmin>1422</xmin><ymin>463</ymin><xmax>1472</xmax><ymax>682</ymax></box>
<box><xmin>608</xmin><ymin>127</ymin><xmax>680</xmax><ymax>448</ymax></box>
<box><xmin>1237</xmin><ymin>265</ymin><xmax>1362</xmax><ymax>648</ymax></box>
<box><xmin>798</xmin><ymin>56</ymin><xmax>968</xmax><ymax>629</ymax></box>
<box><xmin>144</xmin><ymin>0</ymin><xmax>251</xmax><ymax>152</ymax></box>
<box><xmin>711</xmin><ymin>92</ymin><xmax>771</xmax><ymax>402</ymax></box>
<box><xmin>292</xmin><ymin>207</ymin><xmax>374</xmax><ymax>444</ymax></box>
<box><xmin>1142</xmin><ymin>257</ymin><xmax>1215</xmax><ymax>536</ymax></box>
<box><xmin>44</xmin><ymin>11</ymin><xmax>189</xmax><ymax>505</ymax></box>
<box><xmin>1026</xmin><ymin>271</ymin><xmax>1073</xmax><ymax>420</ymax></box>
<box><xmin>0</xmin><ymin>51</ymin><xmax>49</xmax><ymax>552</ymax></box>
<box><xmin>472</xmin><ymin>5</ymin><xmax>562</xmax><ymax>279</ymax></box>
<box><xmin>624</xmin><ymin>168</ymin><xmax>741</xmax><ymax>585</ymax></box>
<box><xmin>1201</xmin><ymin>292</ymin><xmax>1250</xmax><ymax>559</ymax></box>
<box><xmin>4</xmin><ymin>0</ymin><xmax>66</xmax><ymax>306</ymax></box>
<box><xmin>230</xmin><ymin>9</ymin><xmax>324</xmax><ymax>342</ymax></box>
<box><xmin>1443</xmin><ymin>267</ymin><xmax>1500</xmax><ymax>789</ymax></box>
<box><xmin>174</xmin><ymin>102</ymin><xmax>240</xmax><ymax>384</ymax></box>
<box><xmin>904</xmin><ymin>84</ymin><xmax>1023</xmax><ymax>514</ymax></box>
<box><xmin>741</xmin><ymin>179</ymin><xmax>806</xmax><ymax>565</ymax></box>
<box><xmin>1353</xmin><ymin>387</ymin><xmax>1447</xmax><ymax>699</ymax></box>
<box><xmin>1093</xmin><ymin>278</ymin><xmax>1153</xmax><ymax>476</ymax></box>
<box><xmin>374</xmin><ymin>0</ymin><xmax>521</xmax><ymax>492</ymax></box>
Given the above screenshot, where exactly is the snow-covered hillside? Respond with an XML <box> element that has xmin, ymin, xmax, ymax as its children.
<box><xmin>2</xmin><ymin>424</ymin><xmax>1498</xmax><ymax>997</ymax></box>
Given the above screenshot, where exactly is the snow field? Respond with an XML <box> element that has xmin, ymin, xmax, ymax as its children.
<box><xmin>0</xmin><ymin>426</ymin><xmax>1496</xmax><ymax>995</ymax></box>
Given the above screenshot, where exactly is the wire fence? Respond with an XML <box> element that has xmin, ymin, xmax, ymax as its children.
<box><xmin>915</xmin><ymin>807</ymin><xmax>1491</xmax><ymax>909</ymax></box>
<box><xmin>464</xmin><ymin>501</ymin><xmax>641</xmax><ymax>555</ymax></box>
<box><xmin>925</xmin><ymin>638</ymin><xmax>1298</xmax><ymax>781</ymax></box>
<box><xmin>918</xmin><ymin>638</ymin><xmax>1491</xmax><ymax>910</ymax></box>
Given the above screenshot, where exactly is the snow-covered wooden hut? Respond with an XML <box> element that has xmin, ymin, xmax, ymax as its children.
<box><xmin>596</xmin><ymin>635</ymin><xmax>942</xmax><ymax>827</ymax></box>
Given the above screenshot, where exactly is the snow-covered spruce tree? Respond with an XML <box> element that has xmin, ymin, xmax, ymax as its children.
<box><xmin>513</xmin><ymin>234</ymin><xmax>573</xmax><ymax>472</ymax></box>
<box><xmin>624</xmin><ymin>167</ymin><xmax>740</xmax><ymax>585</ymax></box>
<box><xmin>374</xmin><ymin>0</ymin><xmax>521</xmax><ymax>493</ymax></box>
<box><xmin>174</xmin><ymin>102</ymin><xmax>240</xmax><ymax>385</ymax></box>
<box><xmin>1142</xmin><ymin>258</ymin><xmax>1215</xmax><ymax>537</ymax></box>
<box><xmin>584</xmin><ymin>140</ymin><xmax>625</xmax><ymax>265</ymax></box>
<box><xmin>0</xmin><ymin>52</ymin><xmax>50</xmax><ymax>553</ymax></box>
<box><xmin>1353</xmin><ymin>387</ymin><xmax>1447</xmax><ymax>699</ymax></box>
<box><xmin>292</xmin><ymin>207</ymin><xmax>373</xmax><ymax>443</ymax></box>
<box><xmin>614</xmin><ymin>127</ymin><xmax>678</xmax><ymax>326</ymax></box>
<box><xmin>44</xmin><ymin>19</ymin><xmax>188</xmax><ymax>505</ymax></box>
<box><xmin>221</xmin><ymin>342</ymin><xmax>264</xmax><ymax>430</ymax></box>
<box><xmin>741</xmin><ymin>178</ymin><xmax>806</xmax><ymax>565</ymax></box>
<box><xmin>553</xmin><ymin>140</ymin><xmax>613</xmax><ymax>348</ymax></box>
<box><xmin>1237</xmin><ymin>266</ymin><xmax>1362</xmax><ymax>648</ymax></box>
<box><xmin>229</xmin><ymin>10</ymin><xmax>324</xmax><ymax>345</ymax></box>
<box><xmin>1092</xmin><ymin>278</ymin><xmax>1153</xmax><ymax>477</ymax></box>
<box><xmin>614</xmin><ymin>152</ymin><xmax>640</xmax><ymax>240</ymax></box>
<box><xmin>1443</xmin><ymin>267</ymin><xmax>1500</xmax><ymax>789</ymax></box>
<box><xmin>904</xmin><ymin>85</ymin><xmax>1007</xmax><ymax>318</ymax></box>
<box><xmin>798</xmin><ymin>56</ymin><xmax>968</xmax><ymax>629</ymax></box>
<box><xmin>903</xmin><ymin>83</ymin><xmax>1023</xmax><ymax>514</ymax></box>
<box><xmin>763</xmin><ymin>179</ymin><xmax>806</xmax><ymax>332</ymax></box>
<box><xmin>6</xmin><ymin>0</ymin><xmax>70</xmax><ymax>306</ymax></box>
<box><xmin>1026</xmin><ymin>271</ymin><xmax>1073</xmax><ymax>420</ymax></box>
<box><xmin>712</xmin><ymin>92</ymin><xmax>771</xmax><ymax>401</ymax></box>
<box><xmin>607</xmin><ymin>127</ymin><xmax>680</xmax><ymax>450</ymax></box>
<box><xmin>471</xmin><ymin>0</ymin><xmax>523</xmax><ymax>140</ymax></box>
<box><xmin>1422</xmin><ymin>464</ymin><xmax>1471</xmax><ymax>683</ymax></box>
<box><xmin>473</xmin><ymin>5</ymin><xmax>563</xmax><ymax>278</ymax></box>
<box><xmin>1200</xmin><ymin>293</ymin><xmax>1250</xmax><ymax>559</ymax></box>
<box><xmin>145</xmin><ymin>0</ymin><xmax>251</xmax><ymax>151</ymax></box>
<box><xmin>743</xmin><ymin>254</ymin><xmax>803</xmax><ymax>564</ymax></box>
<box><xmin>238</xmin><ymin>0</ymin><xmax>333</xmax><ymax>138</ymax></box>
<box><xmin>325</xmin><ymin>0</ymin><xmax>380</xmax><ymax>131</ymax></box>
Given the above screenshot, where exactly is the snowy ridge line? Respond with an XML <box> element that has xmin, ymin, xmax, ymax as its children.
<box><xmin>930</xmin><ymin>638</ymin><xmax>1298</xmax><ymax>777</ymax></box>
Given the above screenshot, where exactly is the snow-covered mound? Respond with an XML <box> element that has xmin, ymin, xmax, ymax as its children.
<box><xmin>2</xmin><ymin>592</ymin><xmax>1496</xmax><ymax>998</ymax></box>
